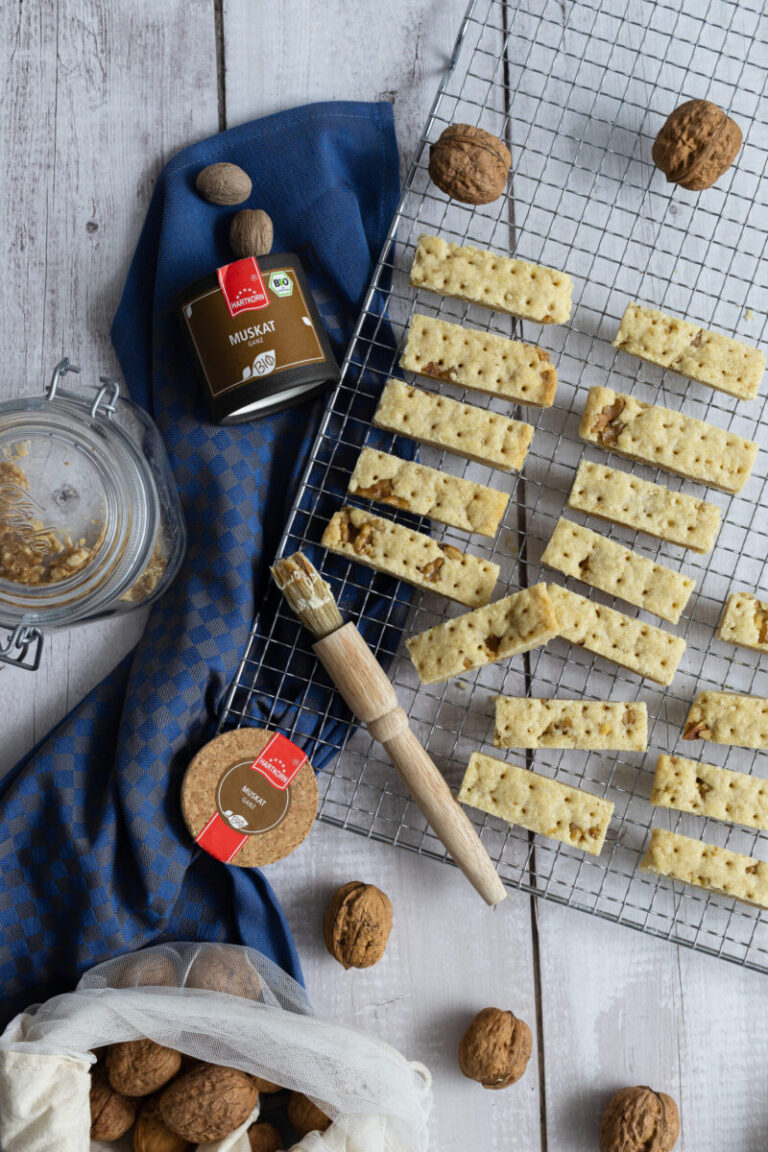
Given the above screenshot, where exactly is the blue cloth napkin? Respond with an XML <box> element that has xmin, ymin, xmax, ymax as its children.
<box><xmin>0</xmin><ymin>101</ymin><xmax>400</xmax><ymax>1026</ymax></box>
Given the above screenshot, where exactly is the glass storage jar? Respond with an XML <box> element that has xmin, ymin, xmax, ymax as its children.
<box><xmin>0</xmin><ymin>359</ymin><xmax>186</xmax><ymax>670</ymax></box>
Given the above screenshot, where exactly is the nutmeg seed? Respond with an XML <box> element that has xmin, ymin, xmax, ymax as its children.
<box><xmin>458</xmin><ymin>1006</ymin><xmax>532</xmax><ymax>1090</ymax></box>
<box><xmin>196</xmin><ymin>162</ymin><xmax>252</xmax><ymax>206</ymax></box>
<box><xmin>599</xmin><ymin>1085</ymin><xmax>680</xmax><ymax>1152</ymax></box>
<box><xmin>323</xmin><ymin>881</ymin><xmax>393</xmax><ymax>969</ymax></box>
<box><xmin>652</xmin><ymin>99</ymin><xmax>742</xmax><ymax>191</ymax></box>
<box><xmin>428</xmin><ymin>123</ymin><xmax>511</xmax><ymax>205</ymax></box>
<box><xmin>229</xmin><ymin>209</ymin><xmax>274</xmax><ymax>259</ymax></box>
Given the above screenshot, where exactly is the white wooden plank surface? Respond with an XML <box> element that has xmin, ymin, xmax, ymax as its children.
<box><xmin>1</xmin><ymin>2</ymin><xmax>767</xmax><ymax>1150</ymax></box>
<box><xmin>0</xmin><ymin>0</ymin><xmax>219</xmax><ymax>769</ymax></box>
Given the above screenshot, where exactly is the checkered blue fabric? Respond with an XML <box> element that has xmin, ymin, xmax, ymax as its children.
<box><xmin>0</xmin><ymin>102</ymin><xmax>400</xmax><ymax>1025</ymax></box>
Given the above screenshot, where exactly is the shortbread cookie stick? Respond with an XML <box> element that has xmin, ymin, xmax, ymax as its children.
<box><xmin>400</xmin><ymin>313</ymin><xmax>557</xmax><ymax>407</ymax></box>
<box><xmin>651</xmin><ymin>754</ymin><xmax>768</xmax><ymax>831</ymax></box>
<box><xmin>641</xmin><ymin>828</ymin><xmax>768</xmax><ymax>909</ymax></box>
<box><xmin>373</xmin><ymin>379</ymin><xmax>534</xmax><ymax>471</ymax></box>
<box><xmin>613</xmin><ymin>301</ymin><xmax>765</xmax><ymax>401</ymax></box>
<box><xmin>541</xmin><ymin>518</ymin><xmax>694</xmax><ymax>624</ymax></box>
<box><xmin>348</xmin><ymin>448</ymin><xmax>508</xmax><ymax>538</ymax></box>
<box><xmin>458</xmin><ymin>752</ymin><xmax>614</xmax><ymax>855</ymax></box>
<box><xmin>717</xmin><ymin>591</ymin><xmax>768</xmax><ymax>654</ymax></box>
<box><xmin>322</xmin><ymin>507</ymin><xmax>499</xmax><ymax>608</ymax></box>
<box><xmin>683</xmin><ymin>691</ymin><xmax>768</xmax><ymax>748</ymax></box>
<box><xmin>406</xmin><ymin>584</ymin><xmax>558</xmax><ymax>685</ymax></box>
<box><xmin>579</xmin><ymin>385</ymin><xmax>757</xmax><ymax>494</ymax></box>
<box><xmin>494</xmin><ymin>697</ymin><xmax>648</xmax><ymax>750</ymax></box>
<box><xmin>547</xmin><ymin>584</ymin><xmax>686</xmax><ymax>686</ymax></box>
<box><xmin>409</xmin><ymin>233</ymin><xmax>573</xmax><ymax>324</ymax></box>
<box><xmin>567</xmin><ymin>460</ymin><xmax>721</xmax><ymax>554</ymax></box>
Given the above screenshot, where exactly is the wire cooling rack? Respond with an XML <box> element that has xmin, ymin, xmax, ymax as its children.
<box><xmin>220</xmin><ymin>0</ymin><xmax>768</xmax><ymax>971</ymax></box>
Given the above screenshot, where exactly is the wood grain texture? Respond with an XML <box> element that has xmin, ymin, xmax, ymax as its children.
<box><xmin>268</xmin><ymin>823</ymin><xmax>542</xmax><ymax>1152</ymax></box>
<box><xmin>2</xmin><ymin>3</ymin><xmax>767</xmax><ymax>1151</ymax></box>
<box><xmin>0</xmin><ymin>0</ymin><xmax>219</xmax><ymax>770</ymax></box>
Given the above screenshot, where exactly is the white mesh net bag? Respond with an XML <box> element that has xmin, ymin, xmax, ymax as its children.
<box><xmin>0</xmin><ymin>942</ymin><xmax>431</xmax><ymax>1152</ymax></box>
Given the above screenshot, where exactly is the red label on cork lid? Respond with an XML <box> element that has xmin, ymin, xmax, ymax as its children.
<box><xmin>193</xmin><ymin>733</ymin><xmax>308</xmax><ymax>864</ymax></box>
<box><xmin>217</xmin><ymin>257</ymin><xmax>269</xmax><ymax>318</ymax></box>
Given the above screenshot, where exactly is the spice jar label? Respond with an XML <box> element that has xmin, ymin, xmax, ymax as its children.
<box><xmin>194</xmin><ymin>733</ymin><xmax>307</xmax><ymax>863</ymax></box>
<box><xmin>180</xmin><ymin>261</ymin><xmax>325</xmax><ymax>403</ymax></box>
<box><xmin>217</xmin><ymin>257</ymin><xmax>269</xmax><ymax>318</ymax></box>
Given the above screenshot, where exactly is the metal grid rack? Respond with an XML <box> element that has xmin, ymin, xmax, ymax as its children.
<box><xmin>220</xmin><ymin>0</ymin><xmax>768</xmax><ymax>970</ymax></box>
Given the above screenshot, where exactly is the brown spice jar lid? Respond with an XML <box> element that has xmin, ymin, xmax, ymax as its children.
<box><xmin>181</xmin><ymin>728</ymin><xmax>318</xmax><ymax>867</ymax></box>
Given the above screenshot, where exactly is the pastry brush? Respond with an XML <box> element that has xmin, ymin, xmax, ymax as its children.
<box><xmin>271</xmin><ymin>552</ymin><xmax>506</xmax><ymax>906</ymax></box>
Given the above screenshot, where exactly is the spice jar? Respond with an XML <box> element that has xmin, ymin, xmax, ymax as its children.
<box><xmin>0</xmin><ymin>359</ymin><xmax>186</xmax><ymax>669</ymax></box>
<box><xmin>177</xmin><ymin>254</ymin><xmax>340</xmax><ymax>423</ymax></box>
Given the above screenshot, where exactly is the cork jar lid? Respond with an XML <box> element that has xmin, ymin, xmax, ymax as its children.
<box><xmin>181</xmin><ymin>728</ymin><xmax>318</xmax><ymax>867</ymax></box>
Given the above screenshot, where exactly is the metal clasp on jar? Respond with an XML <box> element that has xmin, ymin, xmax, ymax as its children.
<box><xmin>0</xmin><ymin>622</ymin><xmax>43</xmax><ymax>671</ymax></box>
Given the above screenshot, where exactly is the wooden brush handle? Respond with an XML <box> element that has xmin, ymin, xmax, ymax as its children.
<box><xmin>313</xmin><ymin>623</ymin><xmax>507</xmax><ymax>906</ymax></box>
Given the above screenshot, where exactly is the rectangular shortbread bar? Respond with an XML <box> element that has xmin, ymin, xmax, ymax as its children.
<box><xmin>717</xmin><ymin>591</ymin><xmax>768</xmax><ymax>654</ymax></box>
<box><xmin>641</xmin><ymin>828</ymin><xmax>768</xmax><ymax>909</ymax></box>
<box><xmin>494</xmin><ymin>697</ymin><xmax>648</xmax><ymax>750</ymax></box>
<box><xmin>458</xmin><ymin>752</ymin><xmax>614</xmax><ymax>855</ymax></box>
<box><xmin>613</xmin><ymin>301</ymin><xmax>765</xmax><ymax>401</ymax></box>
<box><xmin>683</xmin><ymin>691</ymin><xmax>768</xmax><ymax>749</ymax></box>
<box><xmin>373</xmin><ymin>379</ymin><xmax>534</xmax><ymax>472</ymax></box>
<box><xmin>406</xmin><ymin>583</ymin><xmax>558</xmax><ymax>685</ymax></box>
<box><xmin>579</xmin><ymin>385</ymin><xmax>757</xmax><ymax>495</ymax></box>
<box><xmin>651</xmin><ymin>754</ymin><xmax>768</xmax><ymax>832</ymax></box>
<box><xmin>409</xmin><ymin>233</ymin><xmax>573</xmax><ymax>325</ymax></box>
<box><xmin>547</xmin><ymin>584</ymin><xmax>686</xmax><ymax>686</ymax></box>
<box><xmin>348</xmin><ymin>448</ymin><xmax>509</xmax><ymax>538</ymax></box>
<box><xmin>541</xmin><ymin>518</ymin><xmax>694</xmax><ymax>624</ymax></box>
<box><xmin>321</xmin><ymin>507</ymin><xmax>499</xmax><ymax>608</ymax></box>
<box><xmin>400</xmin><ymin>313</ymin><xmax>558</xmax><ymax>407</ymax></box>
<box><xmin>567</xmin><ymin>460</ymin><xmax>721</xmax><ymax>554</ymax></box>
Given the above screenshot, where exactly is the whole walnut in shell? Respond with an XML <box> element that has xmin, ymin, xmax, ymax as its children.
<box><xmin>196</xmin><ymin>162</ymin><xmax>252</xmax><ymax>205</ymax></box>
<box><xmin>186</xmin><ymin>944</ymin><xmax>263</xmax><ymax>1000</ymax></box>
<box><xmin>248</xmin><ymin>1120</ymin><xmax>284</xmax><ymax>1152</ymax></box>
<box><xmin>458</xmin><ymin>1006</ymin><xmax>532</xmax><ymax>1089</ymax></box>
<box><xmin>90</xmin><ymin>1064</ymin><xmax>138</xmax><ymax>1141</ymax></box>
<box><xmin>652</xmin><ymin>100</ymin><xmax>742</xmax><ymax>191</ymax></box>
<box><xmin>600</xmin><ymin>1086</ymin><xmax>679</xmax><ymax>1152</ymax></box>
<box><xmin>323</xmin><ymin>881</ymin><xmax>393</xmax><ymax>969</ymax></box>
<box><xmin>252</xmin><ymin>1075</ymin><xmax>281</xmax><ymax>1093</ymax></box>
<box><xmin>159</xmin><ymin>1064</ymin><xmax>258</xmax><ymax>1143</ymax></box>
<box><xmin>287</xmin><ymin>1091</ymin><xmax>332</xmax><ymax>1138</ymax></box>
<box><xmin>428</xmin><ymin>123</ymin><xmax>511</xmax><ymax>204</ymax></box>
<box><xmin>134</xmin><ymin>1095</ymin><xmax>192</xmax><ymax>1152</ymax></box>
<box><xmin>106</xmin><ymin>1038</ymin><xmax>182</xmax><ymax>1096</ymax></box>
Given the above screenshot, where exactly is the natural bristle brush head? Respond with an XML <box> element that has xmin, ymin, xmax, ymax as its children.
<box><xmin>271</xmin><ymin>552</ymin><xmax>344</xmax><ymax>640</ymax></box>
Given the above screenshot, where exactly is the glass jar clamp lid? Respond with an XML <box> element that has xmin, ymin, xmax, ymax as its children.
<box><xmin>0</xmin><ymin>359</ymin><xmax>186</xmax><ymax>670</ymax></box>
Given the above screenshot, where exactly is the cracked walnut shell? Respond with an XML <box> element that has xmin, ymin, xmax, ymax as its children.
<box><xmin>600</xmin><ymin>1085</ymin><xmax>680</xmax><ymax>1152</ymax></box>
<box><xmin>652</xmin><ymin>100</ymin><xmax>742</xmax><ymax>191</ymax></box>
<box><xmin>106</xmin><ymin>1038</ymin><xmax>182</xmax><ymax>1097</ymax></box>
<box><xmin>428</xmin><ymin>123</ymin><xmax>511</xmax><ymax>204</ymax></box>
<box><xmin>458</xmin><ymin>1006</ymin><xmax>532</xmax><ymax>1089</ymax></box>
<box><xmin>90</xmin><ymin>1064</ymin><xmax>138</xmax><ymax>1142</ymax></box>
<box><xmin>323</xmin><ymin>881</ymin><xmax>393</xmax><ymax>969</ymax></box>
<box><xmin>159</xmin><ymin>1064</ymin><xmax>258</xmax><ymax>1143</ymax></box>
<box><xmin>287</xmin><ymin>1091</ymin><xmax>332</xmax><ymax>1138</ymax></box>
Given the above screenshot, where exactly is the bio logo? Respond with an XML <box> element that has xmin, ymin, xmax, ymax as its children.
<box><xmin>268</xmin><ymin>271</ymin><xmax>293</xmax><ymax>298</ymax></box>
